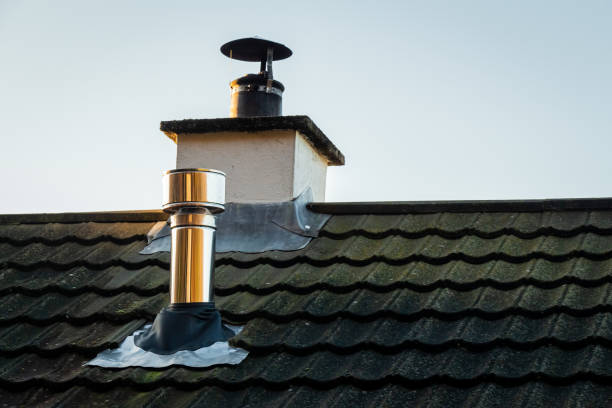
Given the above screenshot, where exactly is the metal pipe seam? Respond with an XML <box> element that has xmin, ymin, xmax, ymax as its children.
<box><xmin>170</xmin><ymin>212</ymin><xmax>216</xmax><ymax>228</ymax></box>
<box><xmin>230</xmin><ymin>84</ymin><xmax>284</xmax><ymax>97</ymax></box>
<box><xmin>163</xmin><ymin>168</ymin><xmax>226</xmax><ymax>304</ymax></box>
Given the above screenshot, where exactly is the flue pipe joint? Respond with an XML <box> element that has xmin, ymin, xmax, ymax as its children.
<box><xmin>162</xmin><ymin>168</ymin><xmax>225</xmax><ymax>214</ymax></box>
<box><xmin>163</xmin><ymin>169</ymin><xmax>226</xmax><ymax>304</ymax></box>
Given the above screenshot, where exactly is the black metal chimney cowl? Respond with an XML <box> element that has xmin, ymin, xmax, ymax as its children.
<box><xmin>220</xmin><ymin>37</ymin><xmax>292</xmax><ymax>118</ymax></box>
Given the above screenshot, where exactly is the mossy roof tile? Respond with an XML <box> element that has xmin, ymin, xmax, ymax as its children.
<box><xmin>1</xmin><ymin>201</ymin><xmax>612</xmax><ymax>406</ymax></box>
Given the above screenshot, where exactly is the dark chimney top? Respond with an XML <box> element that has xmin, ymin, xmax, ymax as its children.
<box><xmin>220</xmin><ymin>37</ymin><xmax>292</xmax><ymax>118</ymax></box>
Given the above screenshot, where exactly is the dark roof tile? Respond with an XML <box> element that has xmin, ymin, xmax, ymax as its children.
<box><xmin>215</xmin><ymin>233</ymin><xmax>612</xmax><ymax>266</ymax></box>
<box><xmin>322</xmin><ymin>211</ymin><xmax>612</xmax><ymax>237</ymax></box>
<box><xmin>0</xmin><ymin>222</ymin><xmax>154</xmax><ymax>244</ymax></box>
<box><xmin>0</xmin><ymin>292</ymin><xmax>166</xmax><ymax>325</ymax></box>
<box><xmin>0</xmin><ymin>320</ymin><xmax>145</xmax><ymax>356</ymax></box>
<box><xmin>0</xmin><ymin>265</ymin><xmax>168</xmax><ymax>296</ymax></box>
<box><xmin>3</xmin><ymin>346</ymin><xmax>611</xmax><ymax>387</ymax></box>
<box><xmin>1</xmin><ymin>204</ymin><xmax>612</xmax><ymax>406</ymax></box>
<box><xmin>214</xmin><ymin>284</ymin><xmax>612</xmax><ymax>322</ymax></box>
<box><xmin>4</xmin><ymin>383</ymin><xmax>612</xmax><ymax>408</ymax></box>
<box><xmin>232</xmin><ymin>314</ymin><xmax>612</xmax><ymax>353</ymax></box>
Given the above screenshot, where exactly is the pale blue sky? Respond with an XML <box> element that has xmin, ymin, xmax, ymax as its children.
<box><xmin>1</xmin><ymin>1</ymin><xmax>611</xmax><ymax>213</ymax></box>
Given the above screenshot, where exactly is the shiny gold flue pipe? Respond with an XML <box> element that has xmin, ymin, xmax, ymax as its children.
<box><xmin>163</xmin><ymin>169</ymin><xmax>225</xmax><ymax>304</ymax></box>
<box><xmin>170</xmin><ymin>213</ymin><xmax>216</xmax><ymax>303</ymax></box>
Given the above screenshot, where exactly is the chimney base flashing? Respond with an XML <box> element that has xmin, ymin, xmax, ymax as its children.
<box><xmin>134</xmin><ymin>302</ymin><xmax>234</xmax><ymax>355</ymax></box>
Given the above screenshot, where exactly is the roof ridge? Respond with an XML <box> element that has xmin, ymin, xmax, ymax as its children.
<box><xmin>3</xmin><ymin>197</ymin><xmax>612</xmax><ymax>223</ymax></box>
<box><xmin>0</xmin><ymin>210</ymin><xmax>167</xmax><ymax>224</ymax></box>
<box><xmin>310</xmin><ymin>198</ymin><xmax>612</xmax><ymax>214</ymax></box>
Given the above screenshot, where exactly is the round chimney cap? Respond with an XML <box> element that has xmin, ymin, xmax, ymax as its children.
<box><xmin>220</xmin><ymin>37</ymin><xmax>292</xmax><ymax>62</ymax></box>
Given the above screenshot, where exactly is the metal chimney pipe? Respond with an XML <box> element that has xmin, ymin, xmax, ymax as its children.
<box><xmin>220</xmin><ymin>37</ymin><xmax>292</xmax><ymax>118</ymax></box>
<box><xmin>162</xmin><ymin>169</ymin><xmax>225</xmax><ymax>303</ymax></box>
<box><xmin>229</xmin><ymin>75</ymin><xmax>284</xmax><ymax>118</ymax></box>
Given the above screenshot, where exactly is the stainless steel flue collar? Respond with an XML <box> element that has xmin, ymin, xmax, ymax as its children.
<box><xmin>163</xmin><ymin>168</ymin><xmax>226</xmax><ymax>304</ymax></box>
<box><xmin>162</xmin><ymin>168</ymin><xmax>226</xmax><ymax>214</ymax></box>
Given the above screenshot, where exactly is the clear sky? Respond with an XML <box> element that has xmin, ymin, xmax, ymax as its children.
<box><xmin>1</xmin><ymin>1</ymin><xmax>611</xmax><ymax>213</ymax></box>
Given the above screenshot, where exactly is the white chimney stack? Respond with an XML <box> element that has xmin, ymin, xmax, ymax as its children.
<box><xmin>161</xmin><ymin>116</ymin><xmax>344</xmax><ymax>203</ymax></box>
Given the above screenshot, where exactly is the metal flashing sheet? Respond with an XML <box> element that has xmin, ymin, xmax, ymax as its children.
<box><xmin>86</xmin><ymin>324</ymin><xmax>248</xmax><ymax>368</ymax></box>
<box><xmin>140</xmin><ymin>188</ymin><xmax>330</xmax><ymax>254</ymax></box>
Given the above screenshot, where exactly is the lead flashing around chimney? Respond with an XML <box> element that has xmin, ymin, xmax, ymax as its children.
<box><xmin>161</xmin><ymin>115</ymin><xmax>345</xmax><ymax>166</ymax></box>
<box><xmin>140</xmin><ymin>188</ymin><xmax>331</xmax><ymax>254</ymax></box>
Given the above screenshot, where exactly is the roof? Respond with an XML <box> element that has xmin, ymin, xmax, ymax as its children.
<box><xmin>1</xmin><ymin>199</ymin><xmax>612</xmax><ymax>407</ymax></box>
<box><xmin>160</xmin><ymin>116</ymin><xmax>345</xmax><ymax>166</ymax></box>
